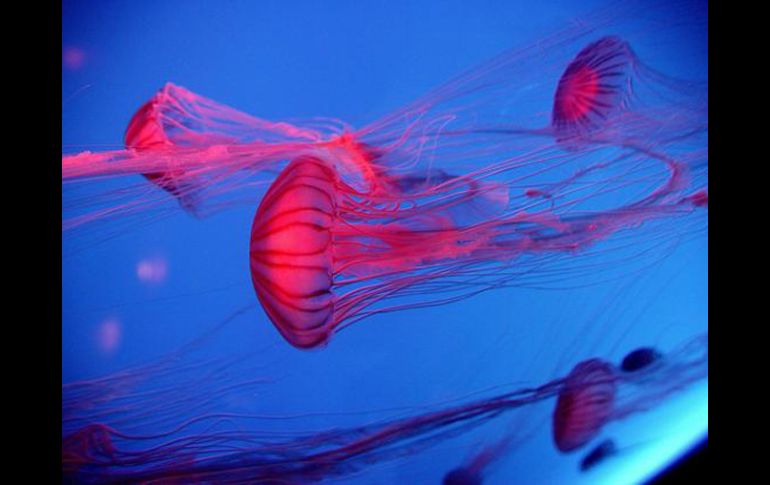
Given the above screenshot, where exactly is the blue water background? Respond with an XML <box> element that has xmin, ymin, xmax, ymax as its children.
<box><xmin>62</xmin><ymin>1</ymin><xmax>707</xmax><ymax>483</ymax></box>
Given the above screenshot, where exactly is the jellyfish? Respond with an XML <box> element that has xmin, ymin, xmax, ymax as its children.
<box><xmin>62</xmin><ymin>1</ymin><xmax>707</xmax><ymax>482</ymax></box>
<box><xmin>62</xmin><ymin>82</ymin><xmax>400</xmax><ymax>241</ymax></box>
<box><xmin>552</xmin><ymin>36</ymin><xmax>635</xmax><ymax>146</ymax></box>
<box><xmin>424</xmin><ymin>267</ymin><xmax>701</xmax><ymax>483</ymax></box>
<box><xmin>62</xmin><ymin>0</ymin><xmax>707</xmax><ymax>246</ymax></box>
<box><xmin>62</xmin><ymin>83</ymin><xmax>341</xmax><ymax>239</ymax></box>
<box><xmin>552</xmin><ymin>358</ymin><xmax>617</xmax><ymax>452</ymax></box>
<box><xmin>62</xmin><ymin>353</ymin><xmax>552</xmax><ymax>483</ymax></box>
<box><xmin>62</xmin><ymin>30</ymin><xmax>708</xmax><ymax>344</ymax></box>
<box><xmin>233</xmin><ymin>8</ymin><xmax>706</xmax><ymax>350</ymax></box>
<box><xmin>62</xmin><ymin>83</ymin><xmax>333</xmax><ymax>182</ymax></box>
<box><xmin>434</xmin><ymin>330</ymin><xmax>705</xmax><ymax>483</ymax></box>
<box><xmin>117</xmin><ymin>83</ymin><xmax>390</xmax><ymax>218</ymax></box>
<box><xmin>250</xmin><ymin>126</ymin><xmax>706</xmax><ymax>349</ymax></box>
<box><xmin>551</xmin><ymin>333</ymin><xmax>707</xmax><ymax>454</ymax></box>
<box><xmin>122</xmin><ymin>86</ymin><xmax>211</xmax><ymax>216</ymax></box>
<box><xmin>62</xmin><ymin>330</ymin><xmax>707</xmax><ymax>484</ymax></box>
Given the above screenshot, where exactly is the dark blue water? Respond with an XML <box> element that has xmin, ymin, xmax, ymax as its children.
<box><xmin>62</xmin><ymin>1</ymin><xmax>707</xmax><ymax>483</ymax></box>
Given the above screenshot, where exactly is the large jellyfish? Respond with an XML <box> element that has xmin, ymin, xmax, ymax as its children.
<box><xmin>249</xmin><ymin>131</ymin><xmax>706</xmax><ymax>349</ymax></box>
<box><xmin>239</xmin><ymin>16</ymin><xmax>707</xmax><ymax>350</ymax></box>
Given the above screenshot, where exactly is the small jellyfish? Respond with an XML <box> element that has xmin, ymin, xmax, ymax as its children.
<box><xmin>621</xmin><ymin>347</ymin><xmax>663</xmax><ymax>372</ymax></box>
<box><xmin>580</xmin><ymin>438</ymin><xmax>617</xmax><ymax>471</ymax></box>
<box><xmin>62</xmin><ymin>424</ymin><xmax>117</xmax><ymax>475</ymax></box>
<box><xmin>62</xmin><ymin>83</ymin><xmax>334</xmax><ymax>237</ymax></box>
<box><xmin>552</xmin><ymin>333</ymin><xmax>707</xmax><ymax>457</ymax></box>
<box><xmin>123</xmin><ymin>85</ymin><xmax>223</xmax><ymax>215</ymax></box>
<box><xmin>61</xmin><ymin>332</ymin><xmax>707</xmax><ymax>483</ymax></box>
<box><xmin>552</xmin><ymin>36</ymin><xmax>633</xmax><ymax>146</ymax></box>
<box><xmin>552</xmin><ymin>359</ymin><xmax>617</xmax><ymax>453</ymax></box>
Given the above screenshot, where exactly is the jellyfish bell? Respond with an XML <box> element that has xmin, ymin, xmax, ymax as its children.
<box><xmin>248</xmin><ymin>157</ymin><xmax>337</xmax><ymax>349</ymax></box>
<box><xmin>123</xmin><ymin>95</ymin><xmax>171</xmax><ymax>151</ymax></box>
<box><xmin>552</xmin><ymin>358</ymin><xmax>617</xmax><ymax>453</ymax></box>
<box><xmin>123</xmin><ymin>87</ymin><xmax>206</xmax><ymax>216</ymax></box>
<box><xmin>551</xmin><ymin>36</ymin><xmax>634</xmax><ymax>149</ymax></box>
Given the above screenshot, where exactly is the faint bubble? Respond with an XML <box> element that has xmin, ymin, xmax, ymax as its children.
<box><xmin>97</xmin><ymin>318</ymin><xmax>122</xmax><ymax>355</ymax></box>
<box><xmin>136</xmin><ymin>256</ymin><xmax>168</xmax><ymax>285</ymax></box>
<box><xmin>63</xmin><ymin>46</ymin><xmax>86</xmax><ymax>71</ymax></box>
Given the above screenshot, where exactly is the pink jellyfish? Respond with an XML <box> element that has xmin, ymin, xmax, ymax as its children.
<box><xmin>122</xmin><ymin>87</ymin><xmax>207</xmax><ymax>215</ymax></box>
<box><xmin>121</xmin><ymin>83</ymin><xmax>372</xmax><ymax>216</ymax></box>
<box><xmin>243</xmin><ymin>28</ymin><xmax>706</xmax><ymax>350</ymax></box>
<box><xmin>63</xmin><ymin>83</ymin><xmax>328</xmax><ymax>182</ymax></box>
<box><xmin>62</xmin><ymin>83</ymin><xmax>359</xmax><ymax>236</ymax></box>
<box><xmin>551</xmin><ymin>335</ymin><xmax>708</xmax><ymax>454</ymax></box>
<box><xmin>62</xmin><ymin>5</ymin><xmax>707</xmax><ymax>239</ymax></box>
<box><xmin>552</xmin><ymin>358</ymin><xmax>617</xmax><ymax>452</ymax></box>
<box><xmin>552</xmin><ymin>36</ymin><xmax>634</xmax><ymax>146</ymax></box>
<box><xmin>62</xmin><ymin>332</ymin><xmax>707</xmax><ymax>484</ymax></box>
<box><xmin>250</xmin><ymin>132</ymin><xmax>706</xmax><ymax>349</ymax></box>
<box><xmin>434</xmin><ymin>333</ymin><xmax>706</xmax><ymax>484</ymax></box>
